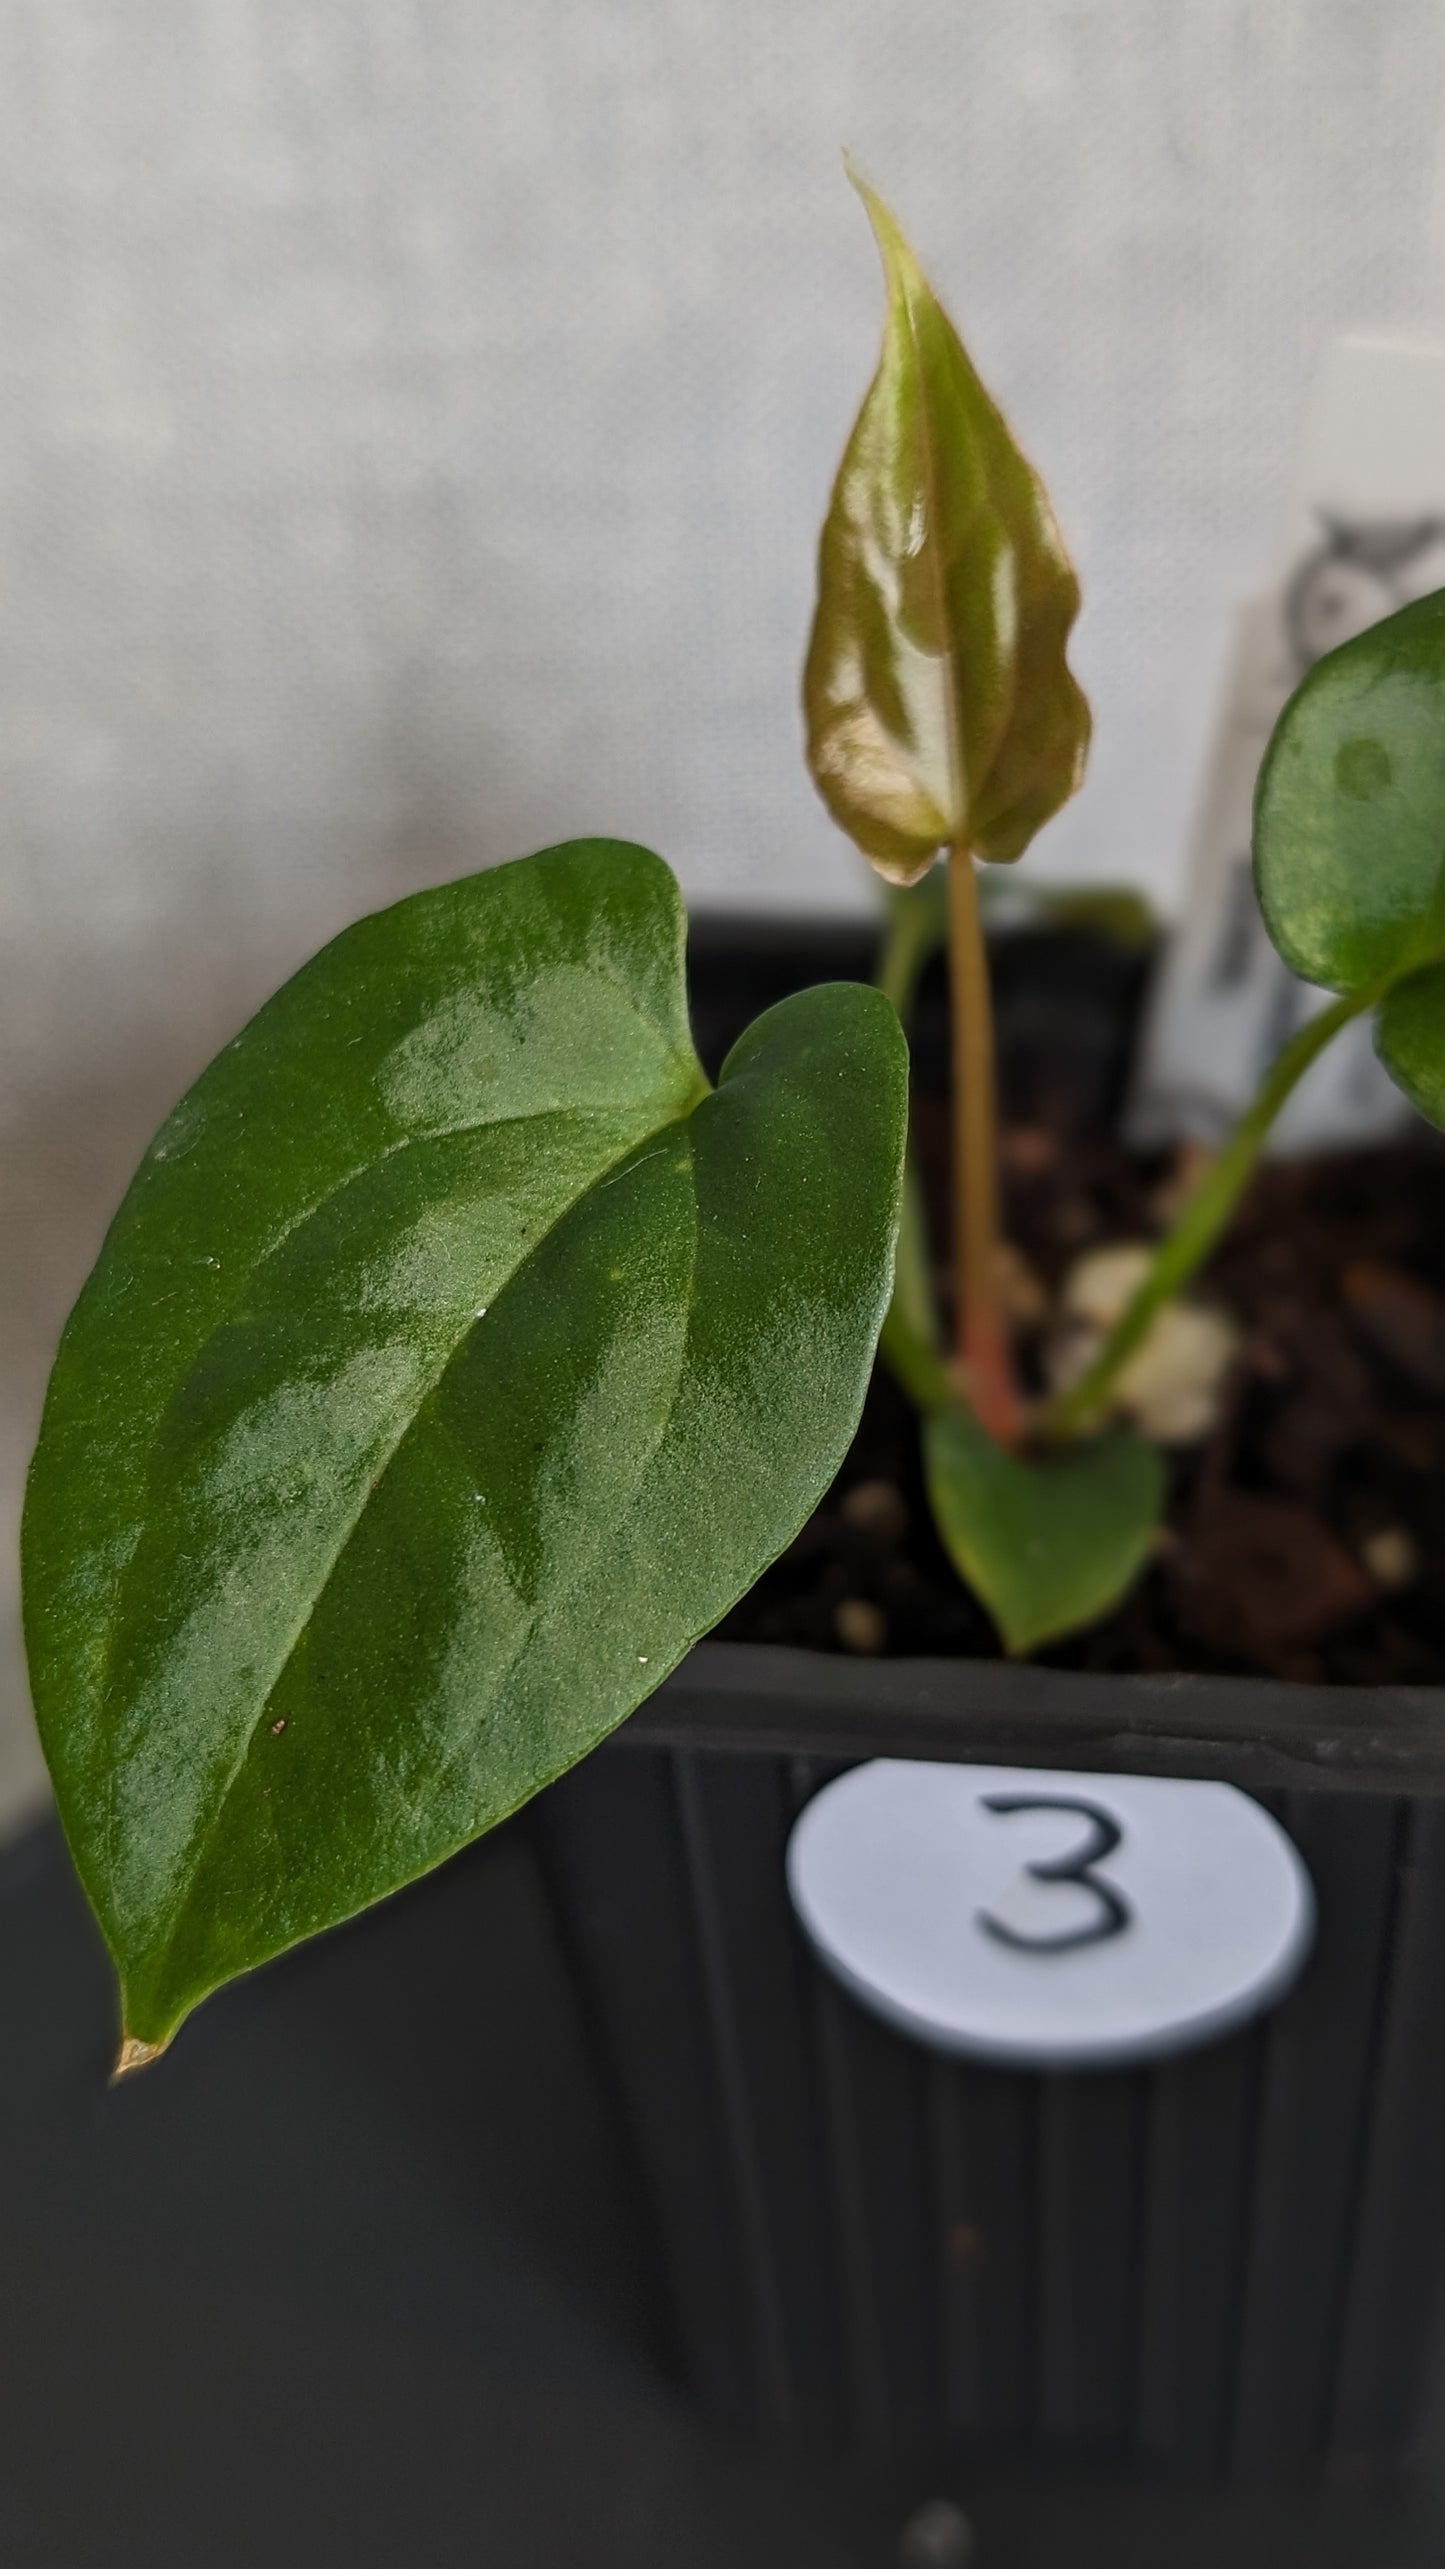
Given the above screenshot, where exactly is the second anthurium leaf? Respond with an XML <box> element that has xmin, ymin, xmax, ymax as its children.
<box><xmin>23</xmin><ymin>840</ymin><xmax>908</xmax><ymax>2055</ymax></box>
<box><xmin>1254</xmin><ymin>587</ymin><xmax>1445</xmax><ymax>1128</ymax></box>
<box><xmin>804</xmin><ymin>168</ymin><xmax>1091</xmax><ymax>886</ymax></box>
<box><xmin>924</xmin><ymin>1401</ymin><xmax>1164</xmax><ymax>1656</ymax></box>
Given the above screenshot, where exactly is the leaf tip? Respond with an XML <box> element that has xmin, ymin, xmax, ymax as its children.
<box><xmin>111</xmin><ymin>2033</ymin><xmax>169</xmax><ymax>2084</ymax></box>
<box><xmin>840</xmin><ymin>144</ymin><xmax>873</xmax><ymax>202</ymax></box>
<box><xmin>842</xmin><ymin>155</ymin><xmax>912</xmax><ymax>290</ymax></box>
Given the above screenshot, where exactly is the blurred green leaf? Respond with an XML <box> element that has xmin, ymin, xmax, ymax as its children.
<box><xmin>876</xmin><ymin>868</ymin><xmax>950</xmax><ymax>1015</ymax></box>
<box><xmin>979</xmin><ymin>878</ymin><xmax>1157</xmax><ymax>953</ymax></box>
<box><xmin>805</xmin><ymin>169</ymin><xmax>1090</xmax><ymax>886</ymax></box>
<box><xmin>924</xmin><ymin>1401</ymin><xmax>1163</xmax><ymax>1655</ymax></box>
<box><xmin>1255</xmin><ymin>588</ymin><xmax>1445</xmax><ymax>1127</ymax></box>
<box><xmin>877</xmin><ymin>871</ymin><xmax>1155</xmax><ymax>1017</ymax></box>
<box><xmin>24</xmin><ymin>841</ymin><xmax>907</xmax><ymax>2053</ymax></box>
<box><xmin>1372</xmin><ymin>961</ymin><xmax>1445</xmax><ymax>1127</ymax></box>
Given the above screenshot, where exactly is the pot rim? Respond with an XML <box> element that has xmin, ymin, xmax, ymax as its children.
<box><xmin>622</xmin><ymin>1637</ymin><xmax>1445</xmax><ymax>1798</ymax></box>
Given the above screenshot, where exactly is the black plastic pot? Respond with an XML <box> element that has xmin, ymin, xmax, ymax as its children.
<box><xmin>537</xmin><ymin>1646</ymin><xmax>1445</xmax><ymax>2484</ymax></box>
<box><xmin>533</xmin><ymin>918</ymin><xmax>1445</xmax><ymax>2486</ymax></box>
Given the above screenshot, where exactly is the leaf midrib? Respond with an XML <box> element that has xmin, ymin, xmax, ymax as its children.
<box><xmin>142</xmin><ymin>1122</ymin><xmax>712</xmax><ymax>2033</ymax></box>
<box><xmin>98</xmin><ymin>1086</ymin><xmax>702</xmax><ymax>1948</ymax></box>
<box><xmin>891</xmin><ymin>254</ymin><xmax>968</xmax><ymax>846</ymax></box>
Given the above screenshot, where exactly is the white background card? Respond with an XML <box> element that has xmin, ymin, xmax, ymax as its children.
<box><xmin>1132</xmin><ymin>336</ymin><xmax>1445</xmax><ymax>1153</ymax></box>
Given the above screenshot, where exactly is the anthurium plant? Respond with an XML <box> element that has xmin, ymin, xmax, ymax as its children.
<box><xmin>22</xmin><ymin>175</ymin><xmax>1445</xmax><ymax>2063</ymax></box>
<box><xmin>806</xmin><ymin>172</ymin><xmax>1445</xmax><ymax>1653</ymax></box>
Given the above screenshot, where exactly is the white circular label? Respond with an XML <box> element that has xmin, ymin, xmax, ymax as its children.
<box><xmin>786</xmin><ymin>1761</ymin><xmax>1314</xmax><ymax>2069</ymax></box>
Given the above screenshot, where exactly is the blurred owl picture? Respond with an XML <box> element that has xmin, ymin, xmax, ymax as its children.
<box><xmin>1285</xmin><ymin>514</ymin><xmax>1445</xmax><ymax>672</ymax></box>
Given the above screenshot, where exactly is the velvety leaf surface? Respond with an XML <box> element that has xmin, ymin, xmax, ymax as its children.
<box><xmin>24</xmin><ymin>841</ymin><xmax>907</xmax><ymax>2049</ymax></box>
<box><xmin>804</xmin><ymin>171</ymin><xmax>1090</xmax><ymax>886</ymax></box>
<box><xmin>924</xmin><ymin>1402</ymin><xmax>1163</xmax><ymax>1656</ymax></box>
<box><xmin>1255</xmin><ymin>590</ymin><xmax>1445</xmax><ymax>994</ymax></box>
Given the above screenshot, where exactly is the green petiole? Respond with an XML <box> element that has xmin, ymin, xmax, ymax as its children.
<box><xmin>1043</xmin><ymin>982</ymin><xmax>1379</xmax><ymax>1440</ymax></box>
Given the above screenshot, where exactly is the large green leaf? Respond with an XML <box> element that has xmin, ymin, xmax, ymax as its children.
<box><xmin>1254</xmin><ymin>587</ymin><xmax>1445</xmax><ymax>1124</ymax></box>
<box><xmin>24</xmin><ymin>840</ymin><xmax>907</xmax><ymax>2055</ymax></box>
<box><xmin>804</xmin><ymin>170</ymin><xmax>1090</xmax><ymax>886</ymax></box>
<box><xmin>924</xmin><ymin>1401</ymin><xmax>1163</xmax><ymax>1657</ymax></box>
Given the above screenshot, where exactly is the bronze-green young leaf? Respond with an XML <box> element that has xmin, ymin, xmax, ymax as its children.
<box><xmin>23</xmin><ymin>841</ymin><xmax>907</xmax><ymax>2054</ymax></box>
<box><xmin>1254</xmin><ymin>587</ymin><xmax>1445</xmax><ymax>1129</ymax></box>
<box><xmin>804</xmin><ymin>171</ymin><xmax>1090</xmax><ymax>886</ymax></box>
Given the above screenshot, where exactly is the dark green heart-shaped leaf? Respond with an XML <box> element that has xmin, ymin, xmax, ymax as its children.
<box><xmin>1255</xmin><ymin>588</ymin><xmax>1445</xmax><ymax>1126</ymax></box>
<box><xmin>923</xmin><ymin>1401</ymin><xmax>1163</xmax><ymax>1656</ymax></box>
<box><xmin>804</xmin><ymin>169</ymin><xmax>1090</xmax><ymax>887</ymax></box>
<box><xmin>24</xmin><ymin>840</ymin><xmax>907</xmax><ymax>2055</ymax></box>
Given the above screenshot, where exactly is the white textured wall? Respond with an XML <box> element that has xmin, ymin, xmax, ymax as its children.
<box><xmin>6</xmin><ymin>1</ymin><xmax>1445</xmax><ymax>1823</ymax></box>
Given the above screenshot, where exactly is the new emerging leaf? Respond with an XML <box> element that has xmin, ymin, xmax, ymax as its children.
<box><xmin>804</xmin><ymin>169</ymin><xmax>1091</xmax><ymax>886</ymax></box>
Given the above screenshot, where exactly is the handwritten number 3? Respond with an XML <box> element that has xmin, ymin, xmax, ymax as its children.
<box><xmin>976</xmin><ymin>1795</ymin><xmax>1132</xmax><ymax>1955</ymax></box>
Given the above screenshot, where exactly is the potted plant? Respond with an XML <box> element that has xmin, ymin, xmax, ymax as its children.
<box><xmin>22</xmin><ymin>176</ymin><xmax>1445</xmax><ymax>2484</ymax></box>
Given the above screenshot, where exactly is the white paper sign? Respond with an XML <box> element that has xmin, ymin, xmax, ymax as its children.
<box><xmin>1282</xmin><ymin>337</ymin><xmax>1445</xmax><ymax>595</ymax></box>
<box><xmin>787</xmin><ymin>1761</ymin><xmax>1314</xmax><ymax>2070</ymax></box>
<box><xmin>1132</xmin><ymin>335</ymin><xmax>1445</xmax><ymax>1153</ymax></box>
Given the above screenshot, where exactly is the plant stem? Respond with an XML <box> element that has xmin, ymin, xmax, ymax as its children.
<box><xmin>873</xmin><ymin>877</ymin><xmax>952</xmax><ymax>1411</ymax></box>
<box><xmin>879</xmin><ymin>1163</ymin><xmax>953</xmax><ymax>1410</ymax></box>
<box><xmin>1045</xmin><ymin>983</ymin><xmax>1373</xmax><ymax>1440</ymax></box>
<box><xmin>948</xmin><ymin>844</ymin><xmax>1021</xmax><ymax>1446</ymax></box>
<box><xmin>875</xmin><ymin>870</ymin><xmax>948</xmax><ymax>1021</ymax></box>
